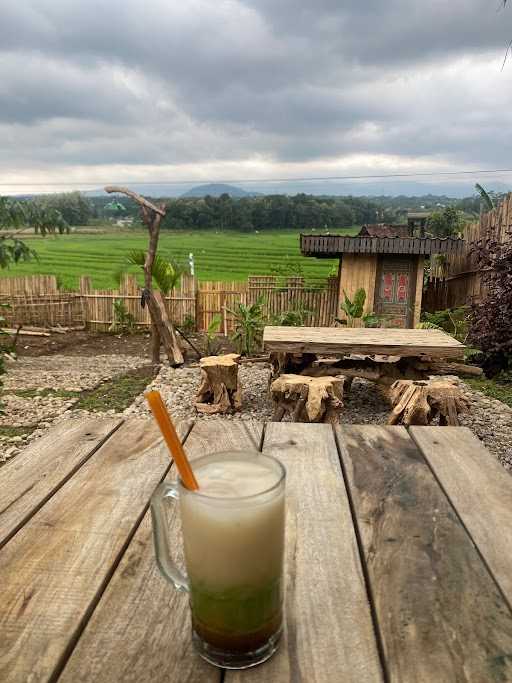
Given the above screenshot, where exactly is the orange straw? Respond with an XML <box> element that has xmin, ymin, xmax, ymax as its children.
<box><xmin>146</xmin><ymin>390</ymin><xmax>199</xmax><ymax>491</ymax></box>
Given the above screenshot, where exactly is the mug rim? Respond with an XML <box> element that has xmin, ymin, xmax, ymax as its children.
<box><xmin>177</xmin><ymin>450</ymin><xmax>286</xmax><ymax>502</ymax></box>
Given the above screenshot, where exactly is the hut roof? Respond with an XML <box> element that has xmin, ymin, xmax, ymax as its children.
<box><xmin>300</xmin><ymin>234</ymin><xmax>465</xmax><ymax>258</ymax></box>
<box><xmin>358</xmin><ymin>224</ymin><xmax>410</xmax><ymax>238</ymax></box>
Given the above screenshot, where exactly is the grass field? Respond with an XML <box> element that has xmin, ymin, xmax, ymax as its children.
<box><xmin>1</xmin><ymin>228</ymin><xmax>357</xmax><ymax>290</ymax></box>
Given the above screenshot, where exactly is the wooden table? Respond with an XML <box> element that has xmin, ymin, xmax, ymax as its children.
<box><xmin>263</xmin><ymin>326</ymin><xmax>466</xmax><ymax>359</ymax></box>
<box><xmin>2</xmin><ymin>417</ymin><xmax>512</xmax><ymax>682</ymax></box>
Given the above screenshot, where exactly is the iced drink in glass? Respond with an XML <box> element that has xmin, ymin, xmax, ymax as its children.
<box><xmin>151</xmin><ymin>451</ymin><xmax>286</xmax><ymax>669</ymax></box>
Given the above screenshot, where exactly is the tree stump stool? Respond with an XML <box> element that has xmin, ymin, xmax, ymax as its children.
<box><xmin>269</xmin><ymin>352</ymin><xmax>317</xmax><ymax>385</ymax></box>
<box><xmin>195</xmin><ymin>353</ymin><xmax>242</xmax><ymax>415</ymax></box>
<box><xmin>387</xmin><ymin>379</ymin><xmax>470</xmax><ymax>426</ymax></box>
<box><xmin>270</xmin><ymin>374</ymin><xmax>345</xmax><ymax>424</ymax></box>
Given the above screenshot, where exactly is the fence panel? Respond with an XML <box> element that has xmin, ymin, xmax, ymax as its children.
<box><xmin>0</xmin><ymin>273</ymin><xmax>339</xmax><ymax>332</ymax></box>
<box><xmin>427</xmin><ymin>194</ymin><xmax>512</xmax><ymax>310</ymax></box>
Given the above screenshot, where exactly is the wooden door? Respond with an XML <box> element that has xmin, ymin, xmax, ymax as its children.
<box><xmin>374</xmin><ymin>257</ymin><xmax>417</xmax><ymax>328</ymax></box>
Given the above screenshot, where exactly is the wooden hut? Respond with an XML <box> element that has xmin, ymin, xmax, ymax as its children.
<box><xmin>301</xmin><ymin>227</ymin><xmax>465</xmax><ymax>328</ymax></box>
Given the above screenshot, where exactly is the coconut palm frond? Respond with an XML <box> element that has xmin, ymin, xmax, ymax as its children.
<box><xmin>475</xmin><ymin>183</ymin><xmax>495</xmax><ymax>212</ymax></box>
<box><xmin>125</xmin><ymin>249</ymin><xmax>185</xmax><ymax>294</ymax></box>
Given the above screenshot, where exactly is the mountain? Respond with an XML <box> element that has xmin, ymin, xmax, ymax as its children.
<box><xmin>181</xmin><ymin>183</ymin><xmax>261</xmax><ymax>198</ymax></box>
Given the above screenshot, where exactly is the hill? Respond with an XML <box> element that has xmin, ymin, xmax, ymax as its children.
<box><xmin>181</xmin><ymin>183</ymin><xmax>260</xmax><ymax>198</ymax></box>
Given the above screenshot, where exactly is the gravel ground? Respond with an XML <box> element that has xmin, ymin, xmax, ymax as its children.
<box><xmin>2</xmin><ymin>355</ymin><xmax>511</xmax><ymax>473</ymax></box>
<box><xmin>125</xmin><ymin>364</ymin><xmax>512</xmax><ymax>472</ymax></box>
<box><xmin>3</xmin><ymin>354</ymin><xmax>146</xmax><ymax>391</ymax></box>
<box><xmin>0</xmin><ymin>353</ymin><xmax>147</xmax><ymax>464</ymax></box>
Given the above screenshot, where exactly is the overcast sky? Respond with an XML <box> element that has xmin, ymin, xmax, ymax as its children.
<box><xmin>1</xmin><ymin>0</ymin><xmax>511</xmax><ymax>193</ymax></box>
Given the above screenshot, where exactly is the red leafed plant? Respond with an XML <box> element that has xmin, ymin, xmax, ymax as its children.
<box><xmin>469</xmin><ymin>231</ymin><xmax>512</xmax><ymax>377</ymax></box>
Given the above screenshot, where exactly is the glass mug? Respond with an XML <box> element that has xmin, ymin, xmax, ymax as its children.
<box><xmin>150</xmin><ymin>450</ymin><xmax>286</xmax><ymax>669</ymax></box>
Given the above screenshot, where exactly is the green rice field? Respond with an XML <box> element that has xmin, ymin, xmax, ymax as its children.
<box><xmin>1</xmin><ymin>228</ymin><xmax>357</xmax><ymax>290</ymax></box>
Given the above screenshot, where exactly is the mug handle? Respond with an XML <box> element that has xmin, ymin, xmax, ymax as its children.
<box><xmin>150</xmin><ymin>481</ymin><xmax>190</xmax><ymax>592</ymax></box>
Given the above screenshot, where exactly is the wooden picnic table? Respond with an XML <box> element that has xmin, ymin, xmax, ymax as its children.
<box><xmin>1</xmin><ymin>417</ymin><xmax>512</xmax><ymax>682</ymax></box>
<box><xmin>263</xmin><ymin>326</ymin><xmax>466</xmax><ymax>359</ymax></box>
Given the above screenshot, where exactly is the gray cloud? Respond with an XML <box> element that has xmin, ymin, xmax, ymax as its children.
<box><xmin>0</xmin><ymin>0</ymin><xmax>511</xmax><ymax>189</ymax></box>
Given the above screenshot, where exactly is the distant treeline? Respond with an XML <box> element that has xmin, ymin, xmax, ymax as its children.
<box><xmin>161</xmin><ymin>193</ymin><xmax>379</xmax><ymax>231</ymax></box>
<box><xmin>9</xmin><ymin>190</ymin><xmax>499</xmax><ymax>234</ymax></box>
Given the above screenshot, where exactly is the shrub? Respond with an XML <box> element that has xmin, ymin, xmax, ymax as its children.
<box><xmin>420</xmin><ymin>306</ymin><xmax>470</xmax><ymax>342</ymax></box>
<box><xmin>109</xmin><ymin>299</ymin><xmax>136</xmax><ymax>334</ymax></box>
<box><xmin>469</xmin><ymin>232</ymin><xmax>512</xmax><ymax>378</ymax></box>
<box><xmin>271</xmin><ymin>304</ymin><xmax>312</xmax><ymax>326</ymax></box>
<box><xmin>228</xmin><ymin>297</ymin><xmax>265</xmax><ymax>356</ymax></box>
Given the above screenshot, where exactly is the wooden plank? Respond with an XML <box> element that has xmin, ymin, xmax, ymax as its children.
<box><xmin>337</xmin><ymin>425</ymin><xmax>512</xmax><ymax>683</ymax></box>
<box><xmin>0</xmin><ymin>418</ymin><xmax>122</xmax><ymax>549</ymax></box>
<box><xmin>227</xmin><ymin>422</ymin><xmax>383</xmax><ymax>683</ymax></box>
<box><xmin>263</xmin><ymin>326</ymin><xmax>465</xmax><ymax>358</ymax></box>
<box><xmin>410</xmin><ymin>426</ymin><xmax>512</xmax><ymax>606</ymax></box>
<box><xmin>0</xmin><ymin>418</ymin><xmax>190</xmax><ymax>683</ymax></box>
<box><xmin>59</xmin><ymin>420</ymin><xmax>262</xmax><ymax>683</ymax></box>
<box><xmin>413</xmin><ymin>256</ymin><xmax>424</xmax><ymax>328</ymax></box>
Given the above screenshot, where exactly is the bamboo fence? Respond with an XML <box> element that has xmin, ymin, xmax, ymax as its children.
<box><xmin>0</xmin><ymin>272</ymin><xmax>340</xmax><ymax>332</ymax></box>
<box><xmin>424</xmin><ymin>194</ymin><xmax>512</xmax><ymax>310</ymax></box>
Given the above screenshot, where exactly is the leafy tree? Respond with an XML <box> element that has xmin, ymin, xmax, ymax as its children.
<box><xmin>27</xmin><ymin>200</ymin><xmax>69</xmax><ymax>235</ymax></box>
<box><xmin>426</xmin><ymin>206</ymin><xmax>465</xmax><ymax>237</ymax></box>
<box><xmin>0</xmin><ymin>197</ymin><xmax>36</xmax><ymax>268</ymax></box>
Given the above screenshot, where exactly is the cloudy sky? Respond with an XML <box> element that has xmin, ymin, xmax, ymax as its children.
<box><xmin>1</xmin><ymin>0</ymin><xmax>511</xmax><ymax>193</ymax></box>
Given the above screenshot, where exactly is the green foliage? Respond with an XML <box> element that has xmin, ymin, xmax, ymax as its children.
<box><xmin>31</xmin><ymin>192</ymin><xmax>92</xmax><ymax>226</ymax></box>
<box><xmin>474</xmin><ymin>183</ymin><xmax>495</xmax><ymax>212</ymax></box>
<box><xmin>0</xmin><ymin>197</ymin><xmax>37</xmax><ymax>269</ymax></box>
<box><xmin>204</xmin><ymin>314</ymin><xmax>222</xmax><ymax>355</ymax></box>
<box><xmin>271</xmin><ymin>303</ymin><xmax>312</xmax><ymax>326</ymax></box>
<box><xmin>109</xmin><ymin>299</ymin><xmax>136</xmax><ymax>334</ymax></box>
<box><xmin>228</xmin><ymin>297</ymin><xmax>266</xmax><ymax>356</ymax></box>
<box><xmin>181</xmin><ymin>314</ymin><xmax>196</xmax><ymax>334</ymax></box>
<box><xmin>162</xmin><ymin>193</ymin><xmax>377</xmax><ymax>232</ymax></box>
<box><xmin>337</xmin><ymin>288</ymin><xmax>366</xmax><ymax>327</ymax></box>
<box><xmin>426</xmin><ymin>207</ymin><xmax>465</xmax><ymax>237</ymax></box>
<box><xmin>27</xmin><ymin>200</ymin><xmax>69</xmax><ymax>235</ymax></box>
<box><xmin>125</xmin><ymin>249</ymin><xmax>185</xmax><ymax>294</ymax></box>
<box><xmin>416</xmin><ymin>321</ymin><xmax>444</xmax><ymax>330</ymax></box>
<box><xmin>421</xmin><ymin>306</ymin><xmax>470</xmax><ymax>342</ymax></box>
<box><xmin>466</xmin><ymin>377</ymin><xmax>512</xmax><ymax>409</ymax></box>
<box><xmin>270</xmin><ymin>258</ymin><xmax>304</xmax><ymax>278</ymax></box>
<box><xmin>361</xmin><ymin>312</ymin><xmax>381</xmax><ymax>328</ymax></box>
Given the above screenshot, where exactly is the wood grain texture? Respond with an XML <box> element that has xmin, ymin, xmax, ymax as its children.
<box><xmin>59</xmin><ymin>420</ymin><xmax>263</xmax><ymax>683</ymax></box>
<box><xmin>410</xmin><ymin>426</ymin><xmax>512</xmax><ymax>606</ymax></box>
<box><xmin>0</xmin><ymin>418</ymin><xmax>188</xmax><ymax>683</ymax></box>
<box><xmin>0</xmin><ymin>417</ymin><xmax>121</xmax><ymax>549</ymax></box>
<box><xmin>263</xmin><ymin>326</ymin><xmax>465</xmax><ymax>359</ymax></box>
<box><xmin>227</xmin><ymin>422</ymin><xmax>383</xmax><ymax>683</ymax></box>
<box><xmin>413</xmin><ymin>256</ymin><xmax>425</xmax><ymax>328</ymax></box>
<box><xmin>338</xmin><ymin>254</ymin><xmax>378</xmax><ymax>323</ymax></box>
<box><xmin>337</xmin><ymin>425</ymin><xmax>512</xmax><ymax>683</ymax></box>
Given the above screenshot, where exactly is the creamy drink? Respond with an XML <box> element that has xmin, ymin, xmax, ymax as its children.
<box><xmin>151</xmin><ymin>450</ymin><xmax>286</xmax><ymax>669</ymax></box>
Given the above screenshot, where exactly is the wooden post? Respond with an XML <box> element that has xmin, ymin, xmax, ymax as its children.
<box><xmin>104</xmin><ymin>185</ymin><xmax>183</xmax><ymax>367</ymax></box>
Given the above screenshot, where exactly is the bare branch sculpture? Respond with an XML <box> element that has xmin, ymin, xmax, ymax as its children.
<box><xmin>104</xmin><ymin>186</ymin><xmax>183</xmax><ymax>367</ymax></box>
